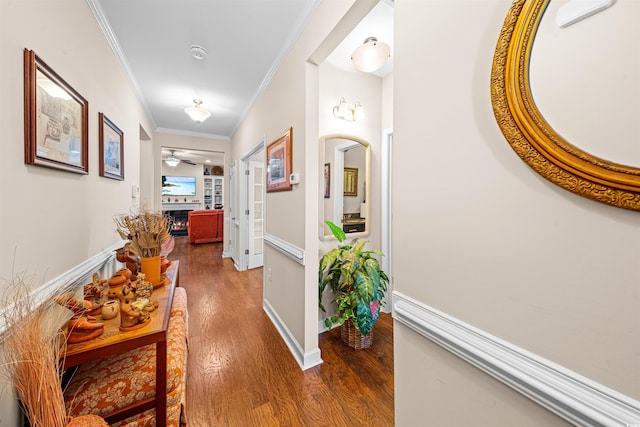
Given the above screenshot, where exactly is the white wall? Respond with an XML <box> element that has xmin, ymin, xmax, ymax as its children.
<box><xmin>317</xmin><ymin>61</ymin><xmax>386</xmax><ymax>327</ymax></box>
<box><xmin>0</xmin><ymin>0</ymin><xmax>154</xmax><ymax>423</ymax></box>
<box><xmin>393</xmin><ymin>0</ymin><xmax>639</xmax><ymax>425</ymax></box>
<box><xmin>318</xmin><ymin>62</ymin><xmax>382</xmax><ymax>246</ymax></box>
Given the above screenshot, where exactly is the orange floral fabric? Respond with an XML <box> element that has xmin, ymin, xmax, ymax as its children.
<box><xmin>64</xmin><ymin>298</ymin><xmax>188</xmax><ymax>424</ymax></box>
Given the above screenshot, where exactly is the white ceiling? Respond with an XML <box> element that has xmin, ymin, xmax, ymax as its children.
<box><xmin>91</xmin><ymin>0</ymin><xmax>393</xmax><ymax>141</ymax></box>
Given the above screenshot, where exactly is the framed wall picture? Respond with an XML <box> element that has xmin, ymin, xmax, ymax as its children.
<box><xmin>324</xmin><ymin>163</ymin><xmax>331</xmax><ymax>198</ymax></box>
<box><xmin>24</xmin><ymin>49</ymin><xmax>89</xmax><ymax>174</ymax></box>
<box><xmin>266</xmin><ymin>127</ymin><xmax>293</xmax><ymax>192</ymax></box>
<box><xmin>344</xmin><ymin>167</ymin><xmax>358</xmax><ymax>197</ymax></box>
<box><xmin>99</xmin><ymin>113</ymin><xmax>124</xmax><ymax>180</ymax></box>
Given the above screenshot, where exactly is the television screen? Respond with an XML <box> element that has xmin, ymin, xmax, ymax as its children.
<box><xmin>162</xmin><ymin>175</ymin><xmax>197</xmax><ymax>196</ymax></box>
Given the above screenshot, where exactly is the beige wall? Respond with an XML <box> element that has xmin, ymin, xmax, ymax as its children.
<box><xmin>394</xmin><ymin>0</ymin><xmax>639</xmax><ymax>425</ymax></box>
<box><xmin>0</xmin><ymin>0</ymin><xmax>155</xmax><ymax>422</ymax></box>
<box><xmin>230</xmin><ymin>1</ymin><xmax>355</xmax><ymax>358</ymax></box>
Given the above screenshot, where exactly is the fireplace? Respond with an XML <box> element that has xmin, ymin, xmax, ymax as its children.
<box><xmin>165</xmin><ymin>210</ymin><xmax>190</xmax><ymax>236</ymax></box>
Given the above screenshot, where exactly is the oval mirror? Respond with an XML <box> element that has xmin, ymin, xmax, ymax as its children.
<box><xmin>491</xmin><ymin>0</ymin><xmax>640</xmax><ymax>211</ymax></box>
<box><xmin>320</xmin><ymin>135</ymin><xmax>370</xmax><ymax>240</ymax></box>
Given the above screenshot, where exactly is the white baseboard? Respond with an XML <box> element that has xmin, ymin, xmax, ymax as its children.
<box><xmin>393</xmin><ymin>291</ymin><xmax>640</xmax><ymax>427</ymax></box>
<box><xmin>263</xmin><ymin>299</ymin><xmax>323</xmax><ymax>370</ymax></box>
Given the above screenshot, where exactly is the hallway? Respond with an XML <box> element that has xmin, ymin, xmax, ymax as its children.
<box><xmin>171</xmin><ymin>237</ymin><xmax>394</xmax><ymax>426</ymax></box>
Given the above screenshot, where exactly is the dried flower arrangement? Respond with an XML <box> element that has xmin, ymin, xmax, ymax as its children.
<box><xmin>113</xmin><ymin>209</ymin><xmax>173</xmax><ymax>258</ymax></box>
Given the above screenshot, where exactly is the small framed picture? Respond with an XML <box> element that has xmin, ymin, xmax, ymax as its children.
<box><xmin>266</xmin><ymin>127</ymin><xmax>293</xmax><ymax>192</ymax></box>
<box><xmin>344</xmin><ymin>167</ymin><xmax>358</xmax><ymax>197</ymax></box>
<box><xmin>99</xmin><ymin>113</ymin><xmax>124</xmax><ymax>180</ymax></box>
<box><xmin>24</xmin><ymin>49</ymin><xmax>89</xmax><ymax>174</ymax></box>
<box><xmin>324</xmin><ymin>163</ymin><xmax>330</xmax><ymax>198</ymax></box>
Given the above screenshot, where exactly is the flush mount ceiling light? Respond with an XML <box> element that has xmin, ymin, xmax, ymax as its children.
<box><xmin>333</xmin><ymin>97</ymin><xmax>364</xmax><ymax>122</ymax></box>
<box><xmin>190</xmin><ymin>45</ymin><xmax>207</xmax><ymax>60</ymax></box>
<box><xmin>184</xmin><ymin>99</ymin><xmax>211</xmax><ymax>123</ymax></box>
<box><xmin>351</xmin><ymin>37</ymin><xmax>391</xmax><ymax>73</ymax></box>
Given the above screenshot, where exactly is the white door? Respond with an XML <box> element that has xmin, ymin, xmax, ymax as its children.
<box><xmin>247</xmin><ymin>160</ymin><xmax>264</xmax><ymax>269</ymax></box>
<box><xmin>381</xmin><ymin>130</ymin><xmax>393</xmax><ymax>312</ymax></box>
<box><xmin>229</xmin><ymin>162</ymin><xmax>238</xmax><ymax>265</ymax></box>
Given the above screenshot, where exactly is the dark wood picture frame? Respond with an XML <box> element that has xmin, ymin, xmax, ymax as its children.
<box><xmin>24</xmin><ymin>49</ymin><xmax>89</xmax><ymax>174</ymax></box>
<box><xmin>99</xmin><ymin>113</ymin><xmax>124</xmax><ymax>180</ymax></box>
<box><xmin>324</xmin><ymin>163</ymin><xmax>331</xmax><ymax>198</ymax></box>
<box><xmin>266</xmin><ymin>127</ymin><xmax>293</xmax><ymax>192</ymax></box>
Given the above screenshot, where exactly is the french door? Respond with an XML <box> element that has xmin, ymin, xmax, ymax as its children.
<box><xmin>247</xmin><ymin>160</ymin><xmax>264</xmax><ymax>269</ymax></box>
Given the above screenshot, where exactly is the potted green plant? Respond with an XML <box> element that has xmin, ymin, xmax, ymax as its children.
<box><xmin>319</xmin><ymin>221</ymin><xmax>389</xmax><ymax>349</ymax></box>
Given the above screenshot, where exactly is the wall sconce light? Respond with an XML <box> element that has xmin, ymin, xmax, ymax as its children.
<box><xmin>351</xmin><ymin>37</ymin><xmax>391</xmax><ymax>73</ymax></box>
<box><xmin>184</xmin><ymin>99</ymin><xmax>211</xmax><ymax>123</ymax></box>
<box><xmin>333</xmin><ymin>97</ymin><xmax>364</xmax><ymax>122</ymax></box>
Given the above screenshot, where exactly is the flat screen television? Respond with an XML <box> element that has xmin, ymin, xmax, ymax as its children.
<box><xmin>162</xmin><ymin>175</ymin><xmax>197</xmax><ymax>196</ymax></box>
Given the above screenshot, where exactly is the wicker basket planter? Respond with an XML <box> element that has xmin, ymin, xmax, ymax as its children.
<box><xmin>341</xmin><ymin>319</ymin><xmax>373</xmax><ymax>350</ymax></box>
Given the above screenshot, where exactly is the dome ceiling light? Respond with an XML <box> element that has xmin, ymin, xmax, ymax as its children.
<box><xmin>184</xmin><ymin>99</ymin><xmax>211</xmax><ymax>123</ymax></box>
<box><xmin>351</xmin><ymin>37</ymin><xmax>391</xmax><ymax>73</ymax></box>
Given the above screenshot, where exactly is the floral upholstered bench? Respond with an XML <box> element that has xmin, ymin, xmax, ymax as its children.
<box><xmin>64</xmin><ymin>286</ymin><xmax>189</xmax><ymax>427</ymax></box>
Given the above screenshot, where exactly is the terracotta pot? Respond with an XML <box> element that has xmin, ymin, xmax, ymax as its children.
<box><xmin>115</xmin><ymin>267</ymin><xmax>132</xmax><ymax>279</ymax></box>
<box><xmin>160</xmin><ymin>255</ymin><xmax>171</xmax><ymax>274</ymax></box>
<box><xmin>140</xmin><ymin>256</ymin><xmax>161</xmax><ymax>285</ymax></box>
<box><xmin>101</xmin><ymin>300</ymin><xmax>119</xmax><ymax>320</ymax></box>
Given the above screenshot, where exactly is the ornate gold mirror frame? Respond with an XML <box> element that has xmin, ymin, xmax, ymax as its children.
<box><xmin>491</xmin><ymin>0</ymin><xmax>640</xmax><ymax>211</ymax></box>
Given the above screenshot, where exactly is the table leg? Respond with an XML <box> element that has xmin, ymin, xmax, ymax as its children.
<box><xmin>156</xmin><ymin>339</ymin><xmax>167</xmax><ymax>427</ymax></box>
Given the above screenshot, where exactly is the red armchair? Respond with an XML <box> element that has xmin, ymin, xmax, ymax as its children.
<box><xmin>187</xmin><ymin>210</ymin><xmax>223</xmax><ymax>244</ymax></box>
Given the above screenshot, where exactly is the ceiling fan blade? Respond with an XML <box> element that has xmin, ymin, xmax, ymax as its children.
<box><xmin>181</xmin><ymin>159</ymin><xmax>196</xmax><ymax>165</ymax></box>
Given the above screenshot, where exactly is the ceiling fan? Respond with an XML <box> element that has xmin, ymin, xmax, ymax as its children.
<box><xmin>163</xmin><ymin>150</ymin><xmax>196</xmax><ymax>167</ymax></box>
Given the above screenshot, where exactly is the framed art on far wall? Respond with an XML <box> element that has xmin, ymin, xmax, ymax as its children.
<box><xmin>324</xmin><ymin>163</ymin><xmax>330</xmax><ymax>198</ymax></box>
<box><xmin>99</xmin><ymin>113</ymin><xmax>124</xmax><ymax>180</ymax></box>
<box><xmin>23</xmin><ymin>49</ymin><xmax>89</xmax><ymax>174</ymax></box>
<box><xmin>266</xmin><ymin>127</ymin><xmax>293</xmax><ymax>192</ymax></box>
<box><xmin>344</xmin><ymin>167</ymin><xmax>358</xmax><ymax>197</ymax></box>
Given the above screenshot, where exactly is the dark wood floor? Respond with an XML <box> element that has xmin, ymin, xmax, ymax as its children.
<box><xmin>170</xmin><ymin>237</ymin><xmax>394</xmax><ymax>426</ymax></box>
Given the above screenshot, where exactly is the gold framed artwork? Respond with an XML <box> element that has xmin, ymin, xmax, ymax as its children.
<box><xmin>266</xmin><ymin>127</ymin><xmax>293</xmax><ymax>192</ymax></box>
<box><xmin>23</xmin><ymin>49</ymin><xmax>89</xmax><ymax>174</ymax></box>
<box><xmin>99</xmin><ymin>113</ymin><xmax>124</xmax><ymax>180</ymax></box>
<box><xmin>344</xmin><ymin>167</ymin><xmax>358</xmax><ymax>197</ymax></box>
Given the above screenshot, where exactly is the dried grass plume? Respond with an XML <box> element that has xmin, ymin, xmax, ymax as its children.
<box><xmin>114</xmin><ymin>209</ymin><xmax>172</xmax><ymax>258</ymax></box>
<box><xmin>0</xmin><ymin>273</ymin><xmax>75</xmax><ymax>427</ymax></box>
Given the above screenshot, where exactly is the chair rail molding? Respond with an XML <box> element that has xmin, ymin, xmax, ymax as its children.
<box><xmin>393</xmin><ymin>291</ymin><xmax>640</xmax><ymax>427</ymax></box>
<box><xmin>264</xmin><ymin>233</ymin><xmax>305</xmax><ymax>265</ymax></box>
<box><xmin>0</xmin><ymin>241</ymin><xmax>124</xmax><ymax>335</ymax></box>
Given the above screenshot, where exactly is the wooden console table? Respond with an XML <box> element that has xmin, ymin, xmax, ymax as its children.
<box><xmin>62</xmin><ymin>260</ymin><xmax>180</xmax><ymax>426</ymax></box>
